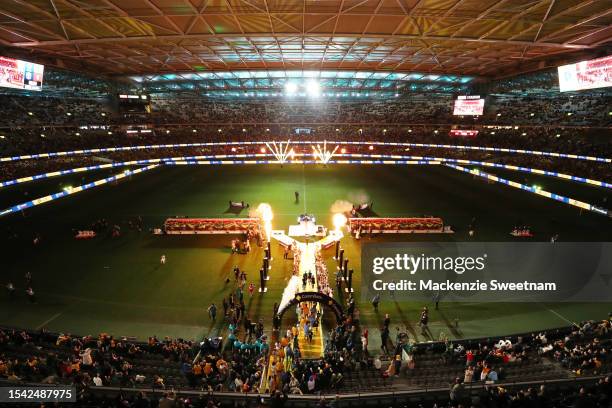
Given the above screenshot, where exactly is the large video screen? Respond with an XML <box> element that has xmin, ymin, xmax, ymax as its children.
<box><xmin>558</xmin><ymin>55</ymin><xmax>612</xmax><ymax>92</ymax></box>
<box><xmin>453</xmin><ymin>96</ymin><xmax>484</xmax><ymax>116</ymax></box>
<box><xmin>0</xmin><ymin>56</ymin><xmax>44</xmax><ymax>91</ymax></box>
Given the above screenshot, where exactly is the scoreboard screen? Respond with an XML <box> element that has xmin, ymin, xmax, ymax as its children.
<box><xmin>453</xmin><ymin>96</ymin><xmax>484</xmax><ymax>116</ymax></box>
<box><xmin>558</xmin><ymin>55</ymin><xmax>612</xmax><ymax>92</ymax></box>
<box><xmin>0</xmin><ymin>56</ymin><xmax>44</xmax><ymax>91</ymax></box>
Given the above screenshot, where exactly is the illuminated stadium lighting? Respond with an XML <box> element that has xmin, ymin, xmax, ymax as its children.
<box><xmin>0</xmin><ymin>135</ymin><xmax>5</xmax><ymax>139</ymax></box>
<box><xmin>383</xmin><ymin>129</ymin><xmax>387</xmax><ymax>133</ymax></box>
<box><xmin>496</xmin><ymin>113</ymin><xmax>501</xmax><ymax>116</ymax></box>
<box><xmin>265</xmin><ymin>128</ymin><xmax>270</xmax><ymax>132</ymax></box>
<box><xmin>284</xmin><ymin>82</ymin><xmax>298</xmax><ymax>95</ymax></box>
<box><xmin>434</xmin><ymin>130</ymin><xmax>439</xmax><ymax>134</ymax></box>
<box><xmin>522</xmin><ymin>132</ymin><xmax>527</xmax><ymax>136</ymax></box>
<box><xmin>335</xmin><ymin>129</ymin><xmax>339</xmax><ymax>132</ymax></box>
<box><xmin>166</xmin><ymin>130</ymin><xmax>170</xmax><ymax>134</ymax></box>
<box><xmin>242</xmin><ymin>128</ymin><xmax>246</xmax><ymax>132</ymax></box>
<box><xmin>66</xmin><ymin>112</ymin><xmax>72</xmax><ymax>116</ymax></box>
<box><xmin>491</xmin><ymin>132</ymin><xmax>496</xmax><ymax>135</ymax></box>
<box><xmin>609</xmin><ymin>112</ymin><xmax>612</xmax><ymax>116</ymax></box>
<box><xmin>306</xmin><ymin>80</ymin><xmax>321</xmax><ymax>97</ymax></box>
<box><xmin>107</xmin><ymin>131</ymin><xmax>112</xmax><ymax>135</ymax></box>
<box><xmin>40</xmin><ymin>134</ymin><xmax>45</xmax><ymax>137</ymax></box>
<box><xmin>28</xmin><ymin>112</ymin><xmax>33</xmax><ymax>116</ymax></box>
<box><xmin>358</xmin><ymin>128</ymin><xmax>363</xmax><ymax>133</ymax></box>
<box><xmin>408</xmin><ymin>129</ymin><xmax>412</xmax><ymax>133</ymax></box>
<box><xmin>101</xmin><ymin>112</ymin><xmax>106</xmax><ymax>116</ymax></box>
<box><xmin>556</xmin><ymin>134</ymin><xmax>561</xmax><ymax>137</ymax></box>
<box><xmin>567</xmin><ymin>112</ymin><xmax>573</xmax><ymax>116</ymax></box>
<box><xmin>75</xmin><ymin>132</ymin><xmax>80</xmax><ymax>136</ymax></box>
<box><xmin>530</xmin><ymin>113</ymin><xmax>535</xmax><ymax>116</ymax></box>
<box><xmin>514</xmin><ymin>126</ymin><xmax>519</xmax><ymax>129</ymax></box>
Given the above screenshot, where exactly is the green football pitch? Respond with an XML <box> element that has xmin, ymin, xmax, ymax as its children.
<box><xmin>0</xmin><ymin>164</ymin><xmax>610</xmax><ymax>349</ymax></box>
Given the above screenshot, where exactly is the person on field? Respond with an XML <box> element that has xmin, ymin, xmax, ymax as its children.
<box><xmin>207</xmin><ymin>303</ymin><xmax>217</xmax><ymax>320</ymax></box>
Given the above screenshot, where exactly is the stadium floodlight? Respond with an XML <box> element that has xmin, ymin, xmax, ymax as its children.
<box><xmin>408</xmin><ymin>129</ymin><xmax>412</xmax><ymax>133</ymax></box>
<box><xmin>28</xmin><ymin>112</ymin><xmax>33</xmax><ymax>116</ymax></box>
<box><xmin>265</xmin><ymin>128</ymin><xmax>270</xmax><ymax>132</ymax></box>
<box><xmin>166</xmin><ymin>130</ymin><xmax>170</xmax><ymax>134</ymax></box>
<box><xmin>496</xmin><ymin>113</ymin><xmax>501</xmax><ymax>116</ymax></box>
<box><xmin>284</xmin><ymin>82</ymin><xmax>298</xmax><ymax>95</ymax></box>
<box><xmin>0</xmin><ymin>135</ymin><xmax>5</xmax><ymax>139</ymax></box>
<box><xmin>306</xmin><ymin>80</ymin><xmax>321</xmax><ymax>97</ymax></box>
<box><xmin>522</xmin><ymin>132</ymin><xmax>527</xmax><ymax>136</ymax></box>
<box><xmin>530</xmin><ymin>113</ymin><xmax>535</xmax><ymax>116</ymax></box>
<box><xmin>101</xmin><ymin>112</ymin><xmax>106</xmax><ymax>116</ymax></box>
<box><xmin>242</xmin><ymin>128</ymin><xmax>246</xmax><ymax>132</ymax></box>
<box><xmin>75</xmin><ymin>132</ymin><xmax>80</xmax><ymax>136</ymax></box>
<box><xmin>40</xmin><ymin>134</ymin><xmax>45</xmax><ymax>137</ymax></box>
<box><xmin>66</xmin><ymin>112</ymin><xmax>72</xmax><ymax>116</ymax></box>
<box><xmin>108</xmin><ymin>131</ymin><xmax>112</xmax><ymax>135</ymax></box>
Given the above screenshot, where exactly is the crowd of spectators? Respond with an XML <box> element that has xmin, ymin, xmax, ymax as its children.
<box><xmin>0</xmin><ymin>316</ymin><xmax>610</xmax><ymax>406</ymax></box>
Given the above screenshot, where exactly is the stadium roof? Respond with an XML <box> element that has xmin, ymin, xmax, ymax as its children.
<box><xmin>0</xmin><ymin>0</ymin><xmax>610</xmax><ymax>78</ymax></box>
<box><xmin>132</xmin><ymin>69</ymin><xmax>473</xmax><ymax>96</ymax></box>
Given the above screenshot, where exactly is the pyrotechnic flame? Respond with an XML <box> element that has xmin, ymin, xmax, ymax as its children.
<box><xmin>257</xmin><ymin>203</ymin><xmax>273</xmax><ymax>241</ymax></box>
<box><xmin>312</xmin><ymin>140</ymin><xmax>339</xmax><ymax>164</ymax></box>
<box><xmin>333</xmin><ymin>213</ymin><xmax>347</xmax><ymax>231</ymax></box>
<box><xmin>265</xmin><ymin>140</ymin><xmax>292</xmax><ymax>164</ymax></box>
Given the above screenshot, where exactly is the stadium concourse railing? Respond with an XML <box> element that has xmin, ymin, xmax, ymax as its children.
<box><xmin>0</xmin><ymin>376</ymin><xmax>607</xmax><ymax>407</ymax></box>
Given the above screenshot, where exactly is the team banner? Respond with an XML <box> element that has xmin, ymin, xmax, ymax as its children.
<box><xmin>361</xmin><ymin>242</ymin><xmax>612</xmax><ymax>302</ymax></box>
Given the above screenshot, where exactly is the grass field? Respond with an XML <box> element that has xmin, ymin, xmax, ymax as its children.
<box><xmin>0</xmin><ymin>164</ymin><xmax>610</xmax><ymax>350</ymax></box>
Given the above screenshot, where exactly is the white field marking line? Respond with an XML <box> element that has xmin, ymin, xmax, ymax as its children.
<box><xmin>36</xmin><ymin>313</ymin><xmax>63</xmax><ymax>330</ymax></box>
<box><xmin>546</xmin><ymin>308</ymin><xmax>576</xmax><ymax>326</ymax></box>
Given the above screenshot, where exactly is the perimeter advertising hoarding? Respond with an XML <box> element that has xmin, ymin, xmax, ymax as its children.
<box><xmin>0</xmin><ymin>56</ymin><xmax>44</xmax><ymax>91</ymax></box>
<box><xmin>558</xmin><ymin>55</ymin><xmax>612</xmax><ymax>92</ymax></box>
